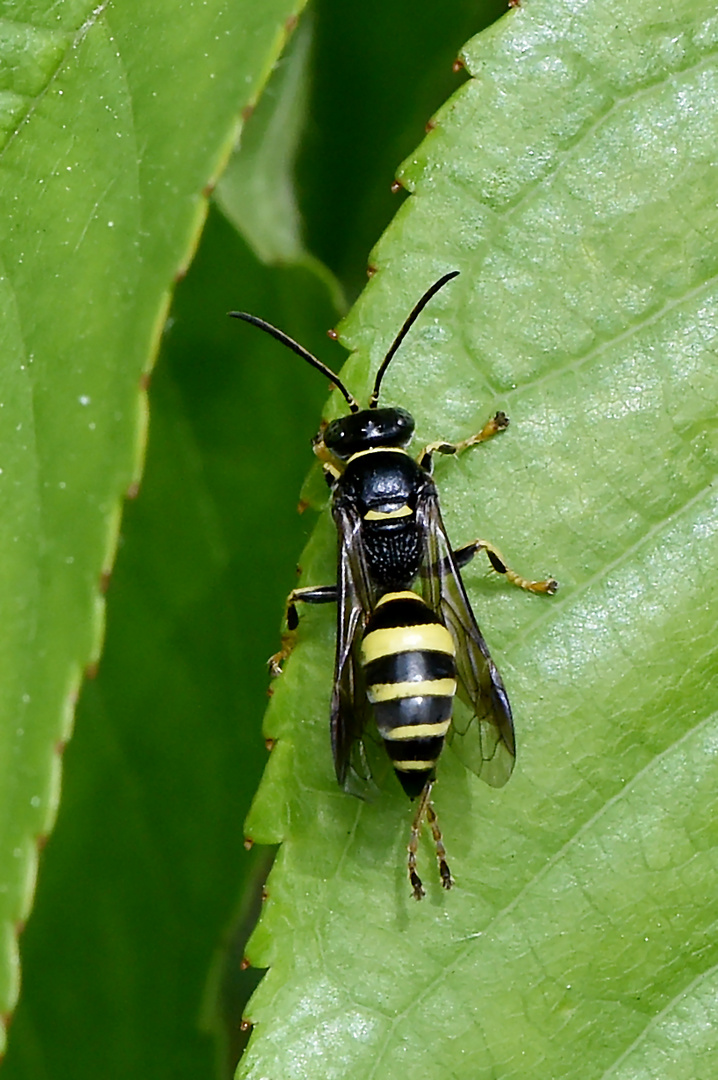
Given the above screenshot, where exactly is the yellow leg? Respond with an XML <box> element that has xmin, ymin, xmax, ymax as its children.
<box><xmin>418</xmin><ymin>411</ymin><xmax>509</xmax><ymax>469</ymax></box>
<box><xmin>268</xmin><ymin>630</ymin><xmax>298</xmax><ymax>677</ymax></box>
<box><xmin>454</xmin><ymin>538</ymin><xmax>558</xmax><ymax>594</ymax></box>
<box><xmin>407</xmin><ymin>781</ymin><xmax>453</xmax><ymax>899</ymax></box>
<box><xmin>426</xmin><ymin>803</ymin><xmax>453</xmax><ymax>890</ymax></box>
<box><xmin>407</xmin><ymin>782</ymin><xmax>432</xmax><ymax>900</ymax></box>
<box><xmin>452</xmin><ymin>410</ymin><xmax>510</xmax><ymax>452</ymax></box>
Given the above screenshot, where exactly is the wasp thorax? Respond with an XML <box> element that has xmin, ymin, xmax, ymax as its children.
<box><xmin>323</xmin><ymin>407</ymin><xmax>415</xmax><ymax>460</ymax></box>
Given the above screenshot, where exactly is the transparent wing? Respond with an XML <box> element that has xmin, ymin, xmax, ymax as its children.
<box><xmin>330</xmin><ymin>501</ymin><xmax>378</xmax><ymax>798</ymax></box>
<box><xmin>416</xmin><ymin>487</ymin><xmax>515</xmax><ymax>788</ymax></box>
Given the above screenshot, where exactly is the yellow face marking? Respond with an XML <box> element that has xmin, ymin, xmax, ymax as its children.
<box><xmin>361</xmin><ymin>624</ymin><xmax>455</xmax><ymax>664</ymax></box>
<box><xmin>347</xmin><ymin>446</ymin><xmax>409</xmax><ymax>464</ymax></box>
<box><xmin>312</xmin><ymin>438</ymin><xmax>343</xmax><ymax>470</ymax></box>
<box><xmin>392</xmin><ymin>760</ymin><xmax>437</xmax><ymax>771</ymax></box>
<box><xmin>384</xmin><ymin>719</ymin><xmax>452</xmax><ymax>741</ymax></box>
<box><xmin>375</xmin><ymin>590</ymin><xmax>421</xmax><ymax>607</ymax></box>
<box><xmin>364</xmin><ymin>505</ymin><xmax>412</xmax><ymax>521</ymax></box>
<box><xmin>367</xmin><ymin>679</ymin><xmax>456</xmax><ymax>704</ymax></box>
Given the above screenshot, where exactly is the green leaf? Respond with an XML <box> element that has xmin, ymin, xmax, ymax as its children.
<box><xmin>216</xmin><ymin>14</ymin><xmax>312</xmax><ymax>267</ymax></box>
<box><xmin>2</xmin><ymin>206</ymin><xmax>339</xmax><ymax>1080</ymax></box>
<box><xmin>0</xmin><ymin>0</ymin><xmax>307</xmax><ymax>1054</ymax></box>
<box><xmin>240</xmin><ymin>1</ymin><xmax>718</xmax><ymax>1077</ymax></box>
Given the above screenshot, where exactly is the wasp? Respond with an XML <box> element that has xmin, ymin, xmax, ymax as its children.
<box><xmin>231</xmin><ymin>272</ymin><xmax>557</xmax><ymax>899</ymax></box>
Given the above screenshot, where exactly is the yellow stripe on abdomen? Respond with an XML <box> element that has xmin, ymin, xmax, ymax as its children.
<box><xmin>367</xmin><ymin>678</ymin><xmax>456</xmax><ymax>704</ymax></box>
<box><xmin>384</xmin><ymin>719</ymin><xmax>452</xmax><ymax>741</ymax></box>
<box><xmin>361</xmin><ymin>623</ymin><xmax>455</xmax><ymax>664</ymax></box>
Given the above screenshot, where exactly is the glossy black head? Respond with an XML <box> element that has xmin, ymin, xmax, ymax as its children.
<box><xmin>323</xmin><ymin>407</ymin><xmax>415</xmax><ymax>460</ymax></box>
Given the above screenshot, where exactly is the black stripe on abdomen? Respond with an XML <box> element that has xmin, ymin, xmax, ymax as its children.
<box><xmin>365</xmin><ymin>594</ymin><xmax>439</xmax><ymax>630</ymax></box>
<box><xmin>372</xmin><ymin>694</ymin><xmax>453</xmax><ymax>738</ymax></box>
<box><xmin>363</xmin><ymin>649</ymin><xmax>455</xmax><ymax>687</ymax></box>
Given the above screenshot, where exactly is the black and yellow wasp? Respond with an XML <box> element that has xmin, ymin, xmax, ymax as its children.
<box><xmin>231</xmin><ymin>272</ymin><xmax>556</xmax><ymax>899</ymax></box>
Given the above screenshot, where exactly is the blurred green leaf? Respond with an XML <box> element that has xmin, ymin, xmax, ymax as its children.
<box><xmin>0</xmin><ymin>0</ymin><xmax>308</xmax><ymax>1058</ymax></box>
<box><xmin>216</xmin><ymin>15</ymin><xmax>311</xmax><ymax>267</ymax></box>
<box><xmin>240</xmin><ymin>1</ymin><xmax>718</xmax><ymax>1077</ymax></box>
<box><xmin>297</xmin><ymin>0</ymin><xmax>508</xmax><ymax>298</ymax></box>
<box><xmin>216</xmin><ymin>12</ymin><xmax>344</xmax><ymax>307</ymax></box>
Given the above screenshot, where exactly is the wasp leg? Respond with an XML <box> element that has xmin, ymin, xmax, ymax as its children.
<box><xmin>418</xmin><ymin>411</ymin><xmax>509</xmax><ymax>471</ymax></box>
<box><xmin>453</xmin><ymin>539</ymin><xmax>558</xmax><ymax>594</ymax></box>
<box><xmin>269</xmin><ymin>585</ymin><xmax>338</xmax><ymax>676</ymax></box>
<box><xmin>407</xmin><ymin>780</ymin><xmax>435</xmax><ymax>900</ymax></box>
<box><xmin>426</xmin><ymin>802</ymin><xmax>453</xmax><ymax>890</ymax></box>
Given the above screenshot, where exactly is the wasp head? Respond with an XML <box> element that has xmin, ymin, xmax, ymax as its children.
<box><xmin>322</xmin><ymin>407</ymin><xmax>415</xmax><ymax>460</ymax></box>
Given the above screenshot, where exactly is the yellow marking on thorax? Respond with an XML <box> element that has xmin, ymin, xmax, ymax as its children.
<box><xmin>361</xmin><ymin>624</ymin><xmax>455</xmax><ymax>664</ymax></box>
<box><xmin>347</xmin><ymin>446</ymin><xmax>409</xmax><ymax>464</ymax></box>
<box><xmin>364</xmin><ymin>504</ymin><xmax>412</xmax><ymax>521</ymax></box>
<box><xmin>367</xmin><ymin>678</ymin><xmax>456</xmax><ymax>704</ymax></box>
<box><xmin>384</xmin><ymin>719</ymin><xmax>452</xmax><ymax>741</ymax></box>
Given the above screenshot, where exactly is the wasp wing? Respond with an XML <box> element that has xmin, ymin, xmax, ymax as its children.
<box><xmin>416</xmin><ymin>487</ymin><xmax>515</xmax><ymax>788</ymax></box>
<box><xmin>330</xmin><ymin>500</ymin><xmax>378</xmax><ymax>798</ymax></box>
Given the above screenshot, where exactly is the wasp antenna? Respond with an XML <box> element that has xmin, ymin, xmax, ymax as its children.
<box><xmin>369</xmin><ymin>271</ymin><xmax>460</xmax><ymax>408</ymax></box>
<box><xmin>229</xmin><ymin>311</ymin><xmax>360</xmax><ymax>413</ymax></box>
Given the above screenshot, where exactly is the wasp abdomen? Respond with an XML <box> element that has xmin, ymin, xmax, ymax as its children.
<box><xmin>360</xmin><ymin>591</ymin><xmax>456</xmax><ymax>798</ymax></box>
